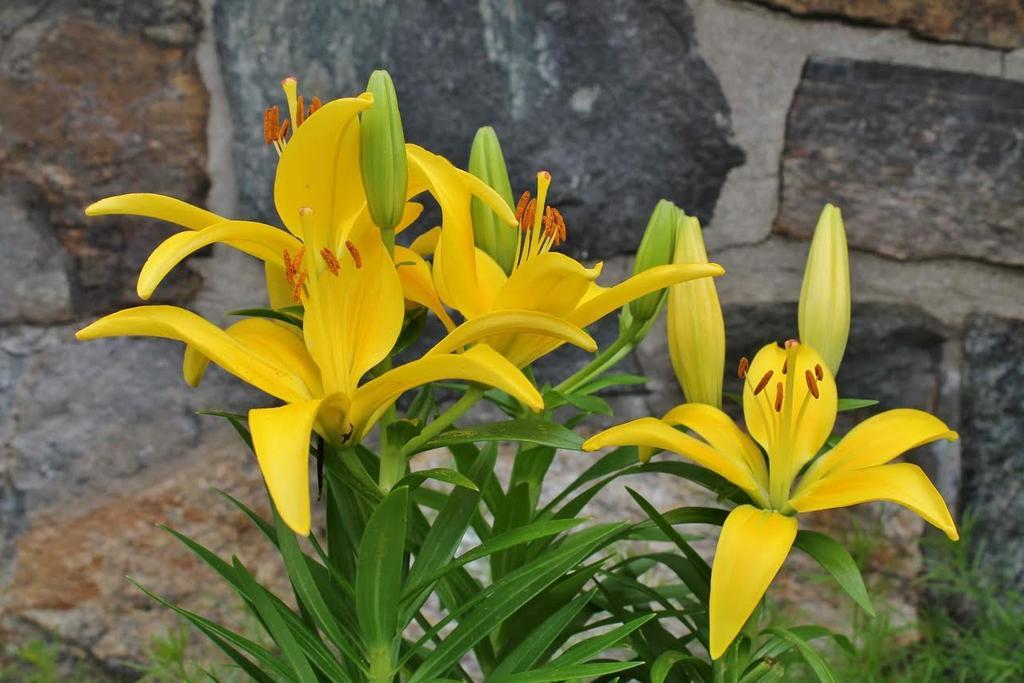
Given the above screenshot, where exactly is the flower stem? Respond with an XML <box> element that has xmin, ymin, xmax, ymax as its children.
<box><xmin>401</xmin><ymin>386</ymin><xmax>484</xmax><ymax>457</ymax></box>
<box><xmin>555</xmin><ymin>321</ymin><xmax>642</xmax><ymax>395</ymax></box>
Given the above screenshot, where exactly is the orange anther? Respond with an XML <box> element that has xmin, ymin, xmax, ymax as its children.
<box><xmin>737</xmin><ymin>357</ymin><xmax>749</xmax><ymax>379</ymax></box>
<box><xmin>309</xmin><ymin>96</ymin><xmax>322</xmax><ymax>115</ymax></box>
<box><xmin>278</xmin><ymin>118</ymin><xmax>290</xmax><ymax>140</ymax></box>
<box><xmin>345</xmin><ymin>240</ymin><xmax>362</xmax><ymax>268</ymax></box>
<box><xmin>753</xmin><ymin>370</ymin><xmax>774</xmax><ymax>395</ymax></box>
<box><xmin>320</xmin><ymin>248</ymin><xmax>340</xmax><ymax>276</ymax></box>
<box><xmin>296</xmin><ymin>95</ymin><xmax>305</xmax><ymax>127</ymax></box>
<box><xmin>774</xmin><ymin>383</ymin><xmax>784</xmax><ymax>412</ymax></box>
<box><xmin>805</xmin><ymin>369</ymin><xmax>820</xmax><ymax>399</ymax></box>
<box><xmin>515</xmin><ymin>191</ymin><xmax>531</xmax><ymax>223</ymax></box>
<box><xmin>291</xmin><ymin>270</ymin><xmax>308</xmax><ymax>302</ymax></box>
<box><xmin>263</xmin><ymin>105</ymin><xmax>280</xmax><ymax>144</ymax></box>
<box><xmin>815</xmin><ymin>364</ymin><xmax>824</xmax><ymax>381</ymax></box>
<box><xmin>520</xmin><ymin>198</ymin><xmax>537</xmax><ymax>231</ymax></box>
<box><xmin>782</xmin><ymin>358</ymin><xmax>788</xmax><ymax>374</ymax></box>
<box><xmin>283</xmin><ymin>247</ymin><xmax>303</xmax><ymax>285</ymax></box>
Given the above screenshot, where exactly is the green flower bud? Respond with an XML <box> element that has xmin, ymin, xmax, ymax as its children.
<box><xmin>626</xmin><ymin>199</ymin><xmax>679</xmax><ymax>325</ymax></box>
<box><xmin>469</xmin><ymin>126</ymin><xmax>517</xmax><ymax>274</ymax></box>
<box><xmin>360</xmin><ymin>70</ymin><xmax>408</xmax><ymax>235</ymax></box>
<box><xmin>798</xmin><ymin>203</ymin><xmax>850</xmax><ymax>375</ymax></box>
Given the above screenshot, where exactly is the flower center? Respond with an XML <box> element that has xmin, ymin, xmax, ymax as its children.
<box><xmin>512</xmin><ymin>171</ymin><xmax>567</xmax><ymax>272</ymax></box>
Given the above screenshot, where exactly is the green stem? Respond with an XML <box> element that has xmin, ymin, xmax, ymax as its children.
<box><xmin>401</xmin><ymin>386</ymin><xmax>484</xmax><ymax>457</ymax></box>
<box><xmin>368</xmin><ymin>645</ymin><xmax>393</xmax><ymax>683</ymax></box>
<box><xmin>555</xmin><ymin>322</ymin><xmax>642</xmax><ymax>395</ymax></box>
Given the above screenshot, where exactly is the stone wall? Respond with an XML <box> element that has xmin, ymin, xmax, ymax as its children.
<box><xmin>1</xmin><ymin>0</ymin><xmax>1021</xmax><ymax>675</ymax></box>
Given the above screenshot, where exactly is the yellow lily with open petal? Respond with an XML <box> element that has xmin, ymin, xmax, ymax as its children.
<box><xmin>583</xmin><ymin>341</ymin><xmax>958</xmax><ymax>659</ymax></box>
<box><xmin>407</xmin><ymin>160</ymin><xmax>726</xmax><ymax>367</ymax></box>
<box><xmin>77</xmin><ymin>220</ymin><xmax>594</xmax><ymax>535</ymax></box>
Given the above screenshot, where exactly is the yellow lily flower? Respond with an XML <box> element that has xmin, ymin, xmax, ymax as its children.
<box><xmin>76</xmin><ymin>219</ymin><xmax>587</xmax><ymax>535</ymax></box>
<box><xmin>411</xmin><ymin>161</ymin><xmax>726</xmax><ymax>367</ymax></box>
<box><xmin>582</xmin><ymin>340</ymin><xmax>958</xmax><ymax>659</ymax></box>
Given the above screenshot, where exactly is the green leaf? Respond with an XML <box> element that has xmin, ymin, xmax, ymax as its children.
<box><xmin>396</xmin><ymin>467</ymin><xmax>479</xmax><ymax>492</ymax></box>
<box><xmin>487</xmin><ymin>591</ymin><xmax>594</xmax><ymax>680</ymax></box>
<box><xmin>406</xmin><ymin>524</ymin><xmax>626</xmax><ymax>682</ymax></box>
<box><xmin>543</xmin><ymin>388</ymin><xmax>612</xmax><ymax>416</ymax></box>
<box><xmin>837</xmin><ymin>397</ymin><xmax>879</xmax><ymax>411</ymax></box>
<box><xmin>765</xmin><ymin>628</ymin><xmax>838</xmax><ymax>683</ymax></box>
<box><xmin>509</xmin><ymin>661</ymin><xmax>643</xmax><ymax>682</ymax></box>
<box><xmin>626</xmin><ymin>489</ymin><xmax>711</xmax><ymax>601</ymax></box>
<box><xmin>491</xmin><ymin>482</ymin><xmax>533</xmax><ymax>580</ymax></box>
<box><xmin>356</xmin><ymin>486</ymin><xmax>409</xmax><ymax>663</ymax></box>
<box><xmin>228</xmin><ymin>307</ymin><xmax>303</xmax><ymax>327</ymax></box>
<box><xmin>541</xmin><ymin>447</ymin><xmax>635</xmax><ymax>513</ymax></box>
<box><xmin>794</xmin><ymin>530</ymin><xmax>874</xmax><ymax>616</ymax></box>
<box><xmin>128</xmin><ymin>578</ymin><xmax>290</xmax><ymax>680</ymax></box>
<box><xmin>572</xmin><ymin>373</ymin><xmax>648</xmax><ymax>396</ymax></box>
<box><xmin>416</xmin><ymin>419</ymin><xmax>584</xmax><ymax>453</ymax></box>
<box><xmin>548</xmin><ymin>614</ymin><xmax>655</xmax><ymax>666</ymax></box>
<box><xmin>650</xmin><ymin>651</ymin><xmax>706</xmax><ymax>683</ymax></box>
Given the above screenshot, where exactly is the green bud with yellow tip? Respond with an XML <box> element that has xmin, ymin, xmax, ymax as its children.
<box><xmin>360</xmin><ymin>69</ymin><xmax>408</xmax><ymax>237</ymax></box>
<box><xmin>468</xmin><ymin>126</ymin><xmax>517</xmax><ymax>274</ymax></box>
<box><xmin>626</xmin><ymin>199</ymin><xmax>680</xmax><ymax>326</ymax></box>
<box><xmin>798</xmin><ymin>203</ymin><xmax>850</xmax><ymax>375</ymax></box>
<box><xmin>667</xmin><ymin>213</ymin><xmax>725</xmax><ymax>408</ymax></box>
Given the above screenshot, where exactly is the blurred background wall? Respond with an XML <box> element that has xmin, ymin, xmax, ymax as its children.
<box><xmin>1</xmin><ymin>0</ymin><xmax>1022</xmax><ymax>675</ymax></box>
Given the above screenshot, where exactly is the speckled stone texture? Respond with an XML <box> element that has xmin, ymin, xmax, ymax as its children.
<box><xmin>776</xmin><ymin>57</ymin><xmax>1024</xmax><ymax>267</ymax></box>
<box><xmin>214</xmin><ymin>0</ymin><xmax>744</xmax><ymax>259</ymax></box>
<box><xmin>961</xmin><ymin>315</ymin><xmax>1024</xmax><ymax>591</ymax></box>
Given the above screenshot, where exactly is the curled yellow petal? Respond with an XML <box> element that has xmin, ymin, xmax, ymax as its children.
<box><xmin>394</xmin><ymin>245</ymin><xmax>456</xmax><ymax>331</ymax></box>
<box><xmin>409</xmin><ymin>226</ymin><xmax>441</xmax><ymax>257</ymax></box>
<box><xmin>427</xmin><ymin>309</ymin><xmax>597</xmax><ymax>356</ymax></box>
<box><xmin>137</xmin><ymin>221</ymin><xmax>300</xmax><ymax>299</ymax></box>
<box><xmin>249</xmin><ymin>400</ymin><xmax>322</xmax><ymax>535</ymax></box>
<box><xmin>85</xmin><ymin>193</ymin><xmax>223</xmax><ymax>230</ymax></box>
<box><xmin>660</xmin><ymin>403</ymin><xmax>768</xmax><ymax>491</ymax></box>
<box><xmin>789</xmin><ymin>463</ymin><xmax>958</xmax><ymax>541</ymax></box>
<box><xmin>76</xmin><ymin>305</ymin><xmax>309</xmax><ymax>403</ymax></box>
<box><xmin>581</xmin><ymin>417</ymin><xmax>764</xmax><ymax>498</ymax></box>
<box><xmin>349</xmin><ymin>345</ymin><xmax>542</xmax><ymax>441</ymax></box>
<box><xmin>570</xmin><ymin>263</ymin><xmax>724</xmax><ymax>330</ymax></box>
<box><xmin>710</xmin><ymin>505</ymin><xmax>797</xmax><ymax>659</ymax></box>
<box><xmin>799</xmin><ymin>409</ymin><xmax>958</xmax><ymax>488</ymax></box>
<box><xmin>494</xmin><ymin>252</ymin><xmax>599</xmax><ymax>317</ymax></box>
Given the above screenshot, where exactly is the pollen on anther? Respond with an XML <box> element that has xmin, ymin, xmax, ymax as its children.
<box><xmin>550</xmin><ymin>207</ymin><xmax>567</xmax><ymax>244</ymax></box>
<box><xmin>737</xmin><ymin>356</ymin><xmax>749</xmax><ymax>379</ymax></box>
<box><xmin>805</xmin><ymin>369</ymin><xmax>820</xmax><ymax>399</ymax></box>
<box><xmin>815</xmin><ymin>364</ymin><xmax>824</xmax><ymax>381</ymax></box>
<box><xmin>263</xmin><ymin>105</ymin><xmax>280</xmax><ymax>144</ymax></box>
<box><xmin>515</xmin><ymin>191</ymin><xmax>531</xmax><ymax>223</ymax></box>
<box><xmin>308</xmin><ymin>96</ymin><xmax>322</xmax><ymax>116</ymax></box>
<box><xmin>345</xmin><ymin>240</ymin><xmax>362</xmax><ymax>268</ymax></box>
<box><xmin>753</xmin><ymin>370</ymin><xmax>774</xmax><ymax>395</ymax></box>
<box><xmin>520</xmin><ymin>198</ymin><xmax>537</xmax><ymax>231</ymax></box>
<box><xmin>774</xmin><ymin>383</ymin><xmax>784</xmax><ymax>412</ymax></box>
<box><xmin>291</xmin><ymin>270</ymin><xmax>308</xmax><ymax>302</ymax></box>
<box><xmin>320</xmin><ymin>248</ymin><xmax>340</xmax><ymax>276</ymax></box>
<box><xmin>296</xmin><ymin>95</ymin><xmax>305</xmax><ymax>127</ymax></box>
<box><xmin>278</xmin><ymin>118</ymin><xmax>290</xmax><ymax>140</ymax></box>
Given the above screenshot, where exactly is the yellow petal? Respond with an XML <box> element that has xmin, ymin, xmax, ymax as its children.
<box><xmin>349</xmin><ymin>345</ymin><xmax>542</xmax><ymax>441</ymax></box>
<box><xmin>660</xmin><ymin>403</ymin><xmax>768</xmax><ymax>492</ymax></box>
<box><xmin>455</xmin><ymin>166</ymin><xmax>518</xmax><ymax>227</ymax></box>
<box><xmin>407</xmin><ymin>145</ymin><xmax>487</xmax><ymax>317</ymax></box>
<box><xmin>581</xmin><ymin>418</ymin><xmax>764</xmax><ymax>498</ymax></box>
<box><xmin>743</xmin><ymin>343</ymin><xmax>838</xmax><ymax>477</ymax></box>
<box><xmin>85</xmin><ymin>193</ymin><xmax>223</xmax><ymax>230</ymax></box>
<box><xmin>223</xmin><ymin>318</ymin><xmax>323</xmax><ymax>398</ymax></box>
<box><xmin>274</xmin><ymin>94</ymin><xmax>373</xmax><ymax>242</ymax></box>
<box><xmin>137</xmin><ymin>221</ymin><xmax>300</xmax><ymax>299</ymax></box>
<box><xmin>427</xmin><ymin>309</ymin><xmax>597</xmax><ymax>356</ymax></box>
<box><xmin>302</xmin><ymin>226</ymin><xmax>404</xmax><ymax>394</ymax></box>
<box><xmin>569</xmin><ymin>263</ymin><xmax>724</xmax><ymax>330</ymax></box>
<box><xmin>799</xmin><ymin>409</ymin><xmax>958</xmax><ymax>488</ymax></box>
<box><xmin>76</xmin><ymin>305</ymin><xmax>309</xmax><ymax>403</ymax></box>
<box><xmin>789</xmin><ymin>463</ymin><xmax>958</xmax><ymax>541</ymax></box>
<box><xmin>249</xmin><ymin>400</ymin><xmax>322</xmax><ymax>535</ymax></box>
<box><xmin>265</xmin><ymin>262</ymin><xmax>294</xmax><ymax>310</ymax></box>
<box><xmin>395</xmin><ymin>202</ymin><xmax>424</xmax><ymax>234</ymax></box>
<box><xmin>710</xmin><ymin>505</ymin><xmax>797</xmax><ymax>659</ymax></box>
<box><xmin>182</xmin><ymin>343</ymin><xmax>211</xmax><ymax>387</ymax></box>
<box><xmin>494</xmin><ymin>252</ymin><xmax>599</xmax><ymax>316</ymax></box>
<box><xmin>409</xmin><ymin>226</ymin><xmax>441</xmax><ymax>257</ymax></box>
<box><xmin>394</xmin><ymin>245</ymin><xmax>456</xmax><ymax>331</ymax></box>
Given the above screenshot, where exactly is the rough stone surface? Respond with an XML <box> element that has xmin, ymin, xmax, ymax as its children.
<box><xmin>748</xmin><ymin>0</ymin><xmax>1024</xmax><ymax>50</ymax></box>
<box><xmin>215</xmin><ymin>0</ymin><xmax>744</xmax><ymax>259</ymax></box>
<box><xmin>961</xmin><ymin>314</ymin><xmax>1024</xmax><ymax>591</ymax></box>
<box><xmin>777</xmin><ymin>57</ymin><xmax>1024</xmax><ymax>268</ymax></box>
<box><xmin>4</xmin><ymin>445</ymin><xmax>289</xmax><ymax>673</ymax></box>
<box><xmin>0</xmin><ymin>0</ymin><xmax>210</xmax><ymax>319</ymax></box>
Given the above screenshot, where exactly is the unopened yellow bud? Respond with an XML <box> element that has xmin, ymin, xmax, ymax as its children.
<box><xmin>798</xmin><ymin>204</ymin><xmax>850</xmax><ymax>375</ymax></box>
<box><xmin>627</xmin><ymin>200</ymin><xmax>679</xmax><ymax>325</ymax></box>
<box><xmin>360</xmin><ymin>70</ymin><xmax>408</xmax><ymax>234</ymax></box>
<box><xmin>469</xmin><ymin>127</ymin><xmax>517</xmax><ymax>274</ymax></box>
<box><xmin>667</xmin><ymin>214</ymin><xmax>725</xmax><ymax>408</ymax></box>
